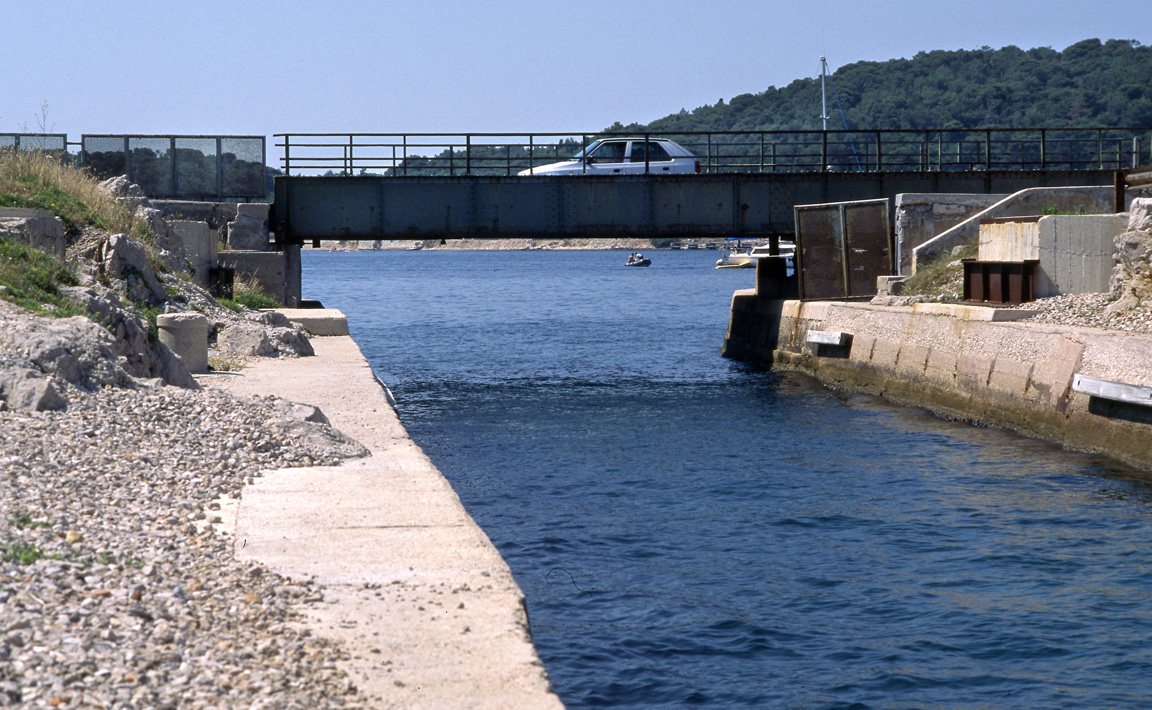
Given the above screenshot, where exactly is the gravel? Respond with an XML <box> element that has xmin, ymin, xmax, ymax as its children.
<box><xmin>1019</xmin><ymin>292</ymin><xmax>1152</xmax><ymax>333</ymax></box>
<box><xmin>0</xmin><ymin>386</ymin><xmax>369</xmax><ymax>708</ymax></box>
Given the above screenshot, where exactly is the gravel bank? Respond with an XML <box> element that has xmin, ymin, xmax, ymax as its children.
<box><xmin>1021</xmin><ymin>293</ymin><xmax>1152</xmax><ymax>333</ymax></box>
<box><xmin>1</xmin><ymin>386</ymin><xmax>370</xmax><ymax>708</ymax></box>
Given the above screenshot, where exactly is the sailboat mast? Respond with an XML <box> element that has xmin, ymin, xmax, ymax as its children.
<box><xmin>820</xmin><ymin>56</ymin><xmax>829</xmax><ymax>131</ymax></box>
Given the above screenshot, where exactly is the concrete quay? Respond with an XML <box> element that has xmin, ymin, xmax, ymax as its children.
<box><xmin>723</xmin><ymin>293</ymin><xmax>1152</xmax><ymax>472</ymax></box>
<box><xmin>198</xmin><ymin>315</ymin><xmax>562</xmax><ymax>709</ymax></box>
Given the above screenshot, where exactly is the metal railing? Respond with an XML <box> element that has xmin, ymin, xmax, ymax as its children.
<box><xmin>80</xmin><ymin>134</ymin><xmax>267</xmax><ymax>200</ymax></box>
<box><xmin>275</xmin><ymin>127</ymin><xmax>1152</xmax><ymax>177</ymax></box>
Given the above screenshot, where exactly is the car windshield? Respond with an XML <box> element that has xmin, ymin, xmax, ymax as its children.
<box><xmin>571</xmin><ymin>140</ymin><xmax>606</xmax><ymax>160</ymax></box>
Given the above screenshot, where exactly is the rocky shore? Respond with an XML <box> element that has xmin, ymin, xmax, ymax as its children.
<box><xmin>2</xmin><ymin>174</ymin><xmax>375</xmax><ymax>706</ymax></box>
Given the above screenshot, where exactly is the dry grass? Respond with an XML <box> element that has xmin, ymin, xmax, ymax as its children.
<box><xmin>903</xmin><ymin>244</ymin><xmax>977</xmax><ymax>299</ymax></box>
<box><xmin>0</xmin><ymin>149</ymin><xmax>152</xmax><ymax>243</ymax></box>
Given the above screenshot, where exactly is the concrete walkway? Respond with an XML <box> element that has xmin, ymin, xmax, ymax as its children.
<box><xmin>198</xmin><ymin>322</ymin><xmax>563</xmax><ymax>709</ymax></box>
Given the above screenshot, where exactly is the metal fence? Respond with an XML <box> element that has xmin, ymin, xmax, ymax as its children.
<box><xmin>275</xmin><ymin>127</ymin><xmax>1152</xmax><ymax>177</ymax></box>
<box><xmin>794</xmin><ymin>198</ymin><xmax>893</xmax><ymax>300</ymax></box>
<box><xmin>80</xmin><ymin>135</ymin><xmax>266</xmax><ymax>200</ymax></box>
<box><xmin>0</xmin><ymin>133</ymin><xmax>68</xmax><ymax>151</ymax></box>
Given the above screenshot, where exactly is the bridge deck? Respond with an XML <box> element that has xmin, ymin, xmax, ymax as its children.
<box><xmin>272</xmin><ymin>170</ymin><xmax>1116</xmax><ymax>244</ymax></box>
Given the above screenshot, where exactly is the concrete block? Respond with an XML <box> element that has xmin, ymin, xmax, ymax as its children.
<box><xmin>171</xmin><ymin>220</ymin><xmax>214</xmax><ymax>287</ymax></box>
<box><xmin>218</xmin><ymin>251</ymin><xmax>287</xmax><ymax>304</ymax></box>
<box><xmin>989</xmin><ymin>358</ymin><xmax>1034</xmax><ymax>397</ymax></box>
<box><xmin>1026</xmin><ymin>338</ymin><xmax>1083</xmax><ymax>408</ymax></box>
<box><xmin>913</xmin><ymin>302</ymin><xmax>1038</xmax><ymax>322</ymax></box>
<box><xmin>871</xmin><ymin>339</ymin><xmax>901</xmax><ymax>370</ymax></box>
<box><xmin>924</xmin><ymin>347</ymin><xmax>959</xmax><ymax>385</ymax></box>
<box><xmin>896</xmin><ymin>344</ymin><xmax>930</xmax><ymax>376</ymax></box>
<box><xmin>849</xmin><ymin>335</ymin><xmax>876</xmax><ymax>364</ymax></box>
<box><xmin>956</xmin><ymin>354</ymin><xmax>993</xmax><ymax>391</ymax></box>
<box><xmin>157</xmin><ymin>312</ymin><xmax>210</xmax><ymax>374</ymax></box>
<box><xmin>273</xmin><ymin>308</ymin><xmax>349</xmax><ymax>337</ymax></box>
<box><xmin>1035</xmin><ymin>214</ymin><xmax>1127</xmax><ymax>297</ymax></box>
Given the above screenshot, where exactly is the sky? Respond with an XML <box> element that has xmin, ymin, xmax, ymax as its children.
<box><xmin>4</xmin><ymin>0</ymin><xmax>1150</xmax><ymax>163</ymax></box>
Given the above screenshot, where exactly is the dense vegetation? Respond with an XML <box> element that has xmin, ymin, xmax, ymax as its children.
<box><xmin>627</xmin><ymin>39</ymin><xmax>1152</xmax><ymax>134</ymax></box>
<box><xmin>386</xmin><ymin>39</ymin><xmax>1152</xmax><ymax>176</ymax></box>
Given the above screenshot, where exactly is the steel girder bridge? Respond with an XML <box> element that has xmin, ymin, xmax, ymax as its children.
<box><xmin>270</xmin><ymin>128</ymin><xmax>1150</xmax><ymax>245</ymax></box>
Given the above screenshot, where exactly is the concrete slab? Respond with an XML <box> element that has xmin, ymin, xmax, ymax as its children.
<box><xmin>271</xmin><ymin>308</ymin><xmax>351</xmax><ymax>336</ymax></box>
<box><xmin>199</xmin><ymin>336</ymin><xmax>562</xmax><ymax>709</ymax></box>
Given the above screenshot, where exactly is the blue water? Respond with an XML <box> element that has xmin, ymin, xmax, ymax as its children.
<box><xmin>303</xmin><ymin>249</ymin><xmax>1152</xmax><ymax>709</ymax></box>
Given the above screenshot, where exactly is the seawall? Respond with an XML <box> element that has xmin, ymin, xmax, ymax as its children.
<box><xmin>199</xmin><ymin>316</ymin><xmax>564</xmax><ymax>709</ymax></box>
<box><xmin>723</xmin><ymin>292</ymin><xmax>1152</xmax><ymax>471</ymax></box>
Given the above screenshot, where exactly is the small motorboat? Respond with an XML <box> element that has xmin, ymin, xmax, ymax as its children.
<box><xmin>626</xmin><ymin>256</ymin><xmax>652</xmax><ymax>267</ymax></box>
<box><xmin>715</xmin><ymin>238</ymin><xmax>795</xmax><ymax>269</ymax></box>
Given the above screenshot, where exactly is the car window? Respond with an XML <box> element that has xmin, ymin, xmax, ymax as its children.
<box><xmin>631</xmin><ymin>141</ymin><xmax>673</xmax><ymax>162</ymax></box>
<box><xmin>588</xmin><ymin>141</ymin><xmax>627</xmax><ymax>163</ymax></box>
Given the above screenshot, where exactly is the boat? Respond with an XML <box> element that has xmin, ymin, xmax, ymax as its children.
<box><xmin>715</xmin><ymin>238</ymin><xmax>795</xmax><ymax>269</ymax></box>
<box><xmin>626</xmin><ymin>256</ymin><xmax>652</xmax><ymax>267</ymax></box>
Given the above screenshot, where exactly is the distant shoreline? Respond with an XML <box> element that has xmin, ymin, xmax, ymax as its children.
<box><xmin>312</xmin><ymin>238</ymin><xmax>728</xmax><ymax>251</ymax></box>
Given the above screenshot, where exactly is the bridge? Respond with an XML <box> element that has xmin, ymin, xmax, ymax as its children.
<box><xmin>270</xmin><ymin>128</ymin><xmax>1149</xmax><ymax>245</ymax></box>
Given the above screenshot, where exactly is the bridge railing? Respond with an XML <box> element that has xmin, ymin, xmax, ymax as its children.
<box><xmin>275</xmin><ymin>127</ymin><xmax>1152</xmax><ymax>177</ymax></box>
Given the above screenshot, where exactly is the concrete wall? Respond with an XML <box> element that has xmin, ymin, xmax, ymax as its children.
<box><xmin>911</xmin><ymin>186</ymin><xmax>1115</xmax><ymax>273</ymax></box>
<box><xmin>217</xmin><ymin>251</ymin><xmax>290</xmax><ymax>306</ymax></box>
<box><xmin>722</xmin><ymin>289</ymin><xmax>1152</xmax><ymax>471</ymax></box>
<box><xmin>170</xmin><ymin>220</ymin><xmax>216</xmax><ymax>288</ymax></box>
<box><xmin>0</xmin><ymin>208</ymin><xmax>66</xmax><ymax>258</ymax></box>
<box><xmin>1037</xmin><ymin>215</ymin><xmax>1128</xmax><ymax>297</ymax></box>
<box><xmin>895</xmin><ymin>193</ymin><xmax>1006</xmax><ymax>274</ymax></box>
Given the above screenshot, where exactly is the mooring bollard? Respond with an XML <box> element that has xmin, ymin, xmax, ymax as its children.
<box><xmin>156</xmin><ymin>312</ymin><xmax>210</xmax><ymax>374</ymax></box>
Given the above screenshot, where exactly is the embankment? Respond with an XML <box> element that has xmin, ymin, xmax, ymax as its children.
<box><xmin>723</xmin><ymin>294</ymin><xmax>1152</xmax><ymax>471</ymax></box>
<box><xmin>200</xmin><ymin>315</ymin><xmax>564</xmax><ymax>709</ymax></box>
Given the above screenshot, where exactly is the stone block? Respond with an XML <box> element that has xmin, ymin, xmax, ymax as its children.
<box><xmin>848</xmin><ymin>335</ymin><xmax>875</xmax><ymax>364</ymax></box>
<box><xmin>896</xmin><ymin>344</ymin><xmax>930</xmax><ymax>376</ymax></box>
<box><xmin>924</xmin><ymin>347</ymin><xmax>959</xmax><ymax>385</ymax></box>
<box><xmin>989</xmin><ymin>358</ymin><xmax>1034</xmax><ymax>397</ymax></box>
<box><xmin>956</xmin><ymin>354</ymin><xmax>993</xmax><ymax>391</ymax></box>
<box><xmin>871</xmin><ymin>339</ymin><xmax>901</xmax><ymax>370</ymax></box>
<box><xmin>1026</xmin><ymin>338</ymin><xmax>1084</xmax><ymax>408</ymax></box>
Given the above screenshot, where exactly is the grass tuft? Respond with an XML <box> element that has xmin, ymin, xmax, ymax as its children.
<box><xmin>903</xmin><ymin>244</ymin><xmax>976</xmax><ymax>299</ymax></box>
<box><xmin>0</xmin><ymin>235</ymin><xmax>86</xmax><ymax>317</ymax></box>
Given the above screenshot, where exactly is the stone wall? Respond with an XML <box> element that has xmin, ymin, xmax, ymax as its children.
<box><xmin>722</xmin><ymin>290</ymin><xmax>1152</xmax><ymax>471</ymax></box>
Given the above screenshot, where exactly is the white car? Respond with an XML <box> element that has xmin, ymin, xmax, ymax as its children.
<box><xmin>518</xmin><ymin>137</ymin><xmax>700</xmax><ymax>176</ymax></box>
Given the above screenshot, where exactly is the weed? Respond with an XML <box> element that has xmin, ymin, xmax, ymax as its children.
<box><xmin>8</xmin><ymin>515</ymin><xmax>52</xmax><ymax>530</ymax></box>
<box><xmin>2</xmin><ymin>542</ymin><xmax>46</xmax><ymax>564</ymax></box>
<box><xmin>903</xmin><ymin>244</ymin><xmax>977</xmax><ymax>299</ymax></box>
<box><xmin>0</xmin><ymin>235</ymin><xmax>86</xmax><ymax>317</ymax></box>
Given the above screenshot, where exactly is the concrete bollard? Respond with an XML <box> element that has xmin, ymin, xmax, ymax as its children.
<box><xmin>156</xmin><ymin>312</ymin><xmax>211</xmax><ymax>374</ymax></box>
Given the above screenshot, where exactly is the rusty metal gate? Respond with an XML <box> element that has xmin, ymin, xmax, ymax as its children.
<box><xmin>794</xmin><ymin>198</ymin><xmax>893</xmax><ymax>300</ymax></box>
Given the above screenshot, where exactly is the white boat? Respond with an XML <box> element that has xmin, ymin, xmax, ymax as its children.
<box><xmin>715</xmin><ymin>240</ymin><xmax>795</xmax><ymax>269</ymax></box>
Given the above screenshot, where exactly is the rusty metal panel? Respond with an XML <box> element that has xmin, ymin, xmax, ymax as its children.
<box><xmin>795</xmin><ymin>198</ymin><xmax>891</xmax><ymax>300</ymax></box>
<box><xmin>844</xmin><ymin>200</ymin><xmax>892</xmax><ymax>296</ymax></box>
<box><xmin>795</xmin><ymin>207</ymin><xmax>845</xmax><ymax>300</ymax></box>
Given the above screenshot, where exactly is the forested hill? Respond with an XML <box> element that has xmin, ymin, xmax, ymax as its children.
<box><xmin>613</xmin><ymin>39</ymin><xmax>1152</xmax><ymax>134</ymax></box>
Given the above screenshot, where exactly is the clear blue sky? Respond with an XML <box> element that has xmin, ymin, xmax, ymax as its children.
<box><xmin>4</xmin><ymin>0</ymin><xmax>1148</xmax><ymax>156</ymax></box>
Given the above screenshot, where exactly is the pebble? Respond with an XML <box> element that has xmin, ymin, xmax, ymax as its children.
<box><xmin>1</xmin><ymin>386</ymin><xmax>368</xmax><ymax>708</ymax></box>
